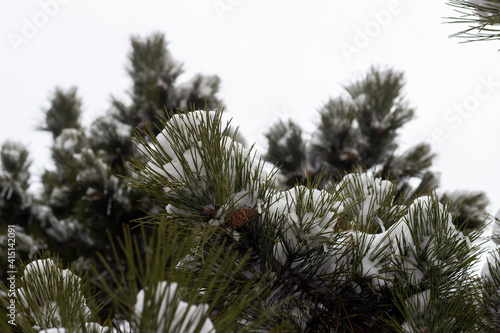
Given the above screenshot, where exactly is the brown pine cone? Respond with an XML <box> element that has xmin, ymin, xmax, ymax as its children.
<box><xmin>203</xmin><ymin>206</ymin><xmax>218</xmax><ymax>219</ymax></box>
<box><xmin>226</xmin><ymin>207</ymin><xmax>259</xmax><ymax>229</ymax></box>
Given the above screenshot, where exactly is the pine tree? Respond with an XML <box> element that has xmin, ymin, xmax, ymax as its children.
<box><xmin>0</xmin><ymin>142</ymin><xmax>47</xmax><ymax>283</ymax></box>
<box><xmin>36</xmin><ymin>86</ymin><xmax>150</xmax><ymax>273</ymax></box>
<box><xmin>0</xmin><ymin>32</ymin><xmax>225</xmax><ymax>324</ymax></box>
<box><xmin>2</xmin><ymin>109</ymin><xmax>500</xmax><ymax>332</ymax></box>
<box><xmin>111</xmin><ymin>32</ymin><xmax>223</xmax><ymax>132</ymax></box>
<box><xmin>265</xmin><ymin>67</ymin><xmax>489</xmax><ymax>230</ymax></box>
<box><xmin>119</xmin><ymin>110</ymin><xmax>500</xmax><ymax>331</ymax></box>
<box><xmin>2</xmin><ymin>32</ymin><xmax>500</xmax><ymax>332</ymax></box>
<box><xmin>443</xmin><ymin>5</ymin><xmax>500</xmax><ymax>326</ymax></box>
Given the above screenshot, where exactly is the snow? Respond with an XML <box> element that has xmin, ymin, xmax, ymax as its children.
<box><xmin>37</xmin><ymin>323</ymin><xmax>109</xmax><ymax>333</ymax></box>
<box><xmin>110</xmin><ymin>175</ymin><xmax>131</xmax><ymax>208</ymax></box>
<box><xmin>337</xmin><ymin>191</ymin><xmax>475</xmax><ymax>290</ymax></box>
<box><xmin>0</xmin><ymin>184</ymin><xmax>13</xmax><ymax>200</ymax></box>
<box><xmin>230</xmin><ymin>188</ymin><xmax>258</xmax><ymax>208</ymax></box>
<box><xmin>481</xmin><ymin>252</ymin><xmax>494</xmax><ymax>279</ymax></box>
<box><xmin>114</xmin><ymin>120</ymin><xmax>132</xmax><ymax>138</ymax></box>
<box><xmin>469</xmin><ymin>0</ymin><xmax>498</xmax><ymax>16</ymax></box>
<box><xmin>263</xmin><ymin>173</ymin><xmax>471</xmax><ymax>292</ymax></box>
<box><xmin>146</xmin><ymin>111</ymin><xmax>267</xmax><ymax>223</ymax></box>
<box><xmin>276</xmin><ymin>127</ymin><xmax>295</xmax><ymax>148</ymax></box>
<box><xmin>84</xmin><ymin>323</ymin><xmax>109</xmax><ymax>333</ymax></box>
<box><xmin>481</xmin><ymin>249</ymin><xmax>500</xmax><ymax>280</ymax></box>
<box><xmin>53</xmin><ymin>128</ymin><xmax>83</xmax><ymax>154</ymax></box>
<box><xmin>353</xmin><ymin>93</ymin><xmax>367</xmax><ymax>105</ymax></box>
<box><xmin>153</xmin><ymin>111</ymin><xmax>216</xmax><ymax>162</ymax></box>
<box><xmin>23</xmin><ymin>258</ymin><xmax>53</xmax><ymax>281</ymax></box>
<box><xmin>135</xmin><ymin>110</ymin><xmax>493</xmax><ymax>330</ymax></box>
<box><xmin>32</xmin><ymin>204</ymin><xmax>82</xmax><ymax>243</ymax></box>
<box><xmin>197</xmin><ymin>75</ymin><xmax>216</xmax><ymax>97</ymax></box>
<box><xmin>265</xmin><ymin>185</ymin><xmax>354</xmax><ymax>278</ymax></box>
<box><xmin>112</xmin><ymin>319</ymin><xmax>132</xmax><ymax>333</ymax></box>
<box><xmin>491</xmin><ymin>208</ymin><xmax>500</xmax><ymax>240</ymax></box>
<box><xmin>162</xmin><ymin>142</ymin><xmax>206</xmax><ymax>183</ymax></box>
<box><xmin>134</xmin><ymin>281</ymin><xmax>215</xmax><ymax>333</ymax></box>
<box><xmin>216</xmin><ymin>188</ymin><xmax>259</xmax><ymax>226</ymax></box>
<box><xmin>93</xmin><ymin>115</ymin><xmax>132</xmax><ymax>139</ymax></box>
<box><xmin>273</xmin><ymin>241</ymin><xmax>288</xmax><ymax>266</ymax></box>
<box><xmin>336</xmin><ymin>172</ymin><xmax>393</xmax><ymax>229</ymax></box>
<box><xmin>405</xmin><ymin>289</ymin><xmax>431</xmax><ymax>315</ymax></box>
<box><xmin>175</xmin><ymin>74</ymin><xmax>217</xmax><ymax>107</ymax></box>
<box><xmin>156</xmin><ymin>77</ymin><xmax>168</xmax><ymax>90</ymax></box>
<box><xmin>338</xmin><ymin>148</ymin><xmax>359</xmax><ymax>161</ymax></box>
<box><xmin>18</xmin><ymin>259</ymin><xmax>93</xmax><ymax>330</ymax></box>
<box><xmin>106</xmin><ymin>198</ymin><xmax>112</xmax><ymax>216</ymax></box>
<box><xmin>1</xmin><ymin>146</ymin><xmax>21</xmax><ymax>161</ymax></box>
<box><xmin>49</xmin><ymin>187</ymin><xmax>66</xmax><ymax>206</ymax></box>
<box><xmin>360</xmin><ymin>252</ymin><xmax>380</xmax><ymax>276</ymax></box>
<box><xmin>75</xmin><ymin>154</ymin><xmax>109</xmax><ymax>184</ymax></box>
<box><xmin>38</xmin><ymin>328</ymin><xmax>67</xmax><ymax>333</ymax></box>
<box><xmin>352</xmin><ymin>225</ymin><xmax>407</xmax><ymax>289</ymax></box>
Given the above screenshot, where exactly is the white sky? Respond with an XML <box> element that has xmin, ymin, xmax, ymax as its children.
<box><xmin>1</xmin><ymin>0</ymin><xmax>499</xmax><ymax>214</ymax></box>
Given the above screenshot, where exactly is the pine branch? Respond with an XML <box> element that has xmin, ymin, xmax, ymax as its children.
<box><xmin>446</xmin><ymin>0</ymin><xmax>500</xmax><ymax>43</ymax></box>
<box><xmin>38</xmin><ymin>87</ymin><xmax>83</xmax><ymax>139</ymax></box>
<box><xmin>265</xmin><ymin>119</ymin><xmax>306</xmax><ymax>178</ymax></box>
<box><xmin>440</xmin><ymin>191</ymin><xmax>489</xmax><ymax>230</ymax></box>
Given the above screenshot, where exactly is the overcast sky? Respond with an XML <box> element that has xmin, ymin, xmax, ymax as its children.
<box><xmin>1</xmin><ymin>0</ymin><xmax>499</xmax><ymax>215</ymax></box>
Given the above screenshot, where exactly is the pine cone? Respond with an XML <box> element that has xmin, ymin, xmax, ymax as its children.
<box><xmin>203</xmin><ymin>206</ymin><xmax>218</xmax><ymax>219</ymax></box>
<box><xmin>226</xmin><ymin>207</ymin><xmax>259</xmax><ymax>229</ymax></box>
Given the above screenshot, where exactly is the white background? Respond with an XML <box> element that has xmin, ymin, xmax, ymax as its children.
<box><xmin>1</xmin><ymin>0</ymin><xmax>499</xmax><ymax>215</ymax></box>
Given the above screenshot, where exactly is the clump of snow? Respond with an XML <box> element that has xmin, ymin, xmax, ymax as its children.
<box><xmin>32</xmin><ymin>204</ymin><xmax>84</xmax><ymax>244</ymax></box>
<box><xmin>134</xmin><ymin>281</ymin><xmax>215</xmax><ymax>333</ymax></box>
<box><xmin>17</xmin><ymin>259</ymin><xmax>92</xmax><ymax>330</ymax></box>
<box><xmin>491</xmin><ymin>208</ymin><xmax>500</xmax><ymax>242</ymax></box>
<box><xmin>146</xmin><ymin>111</ymin><xmax>265</xmax><ymax>220</ymax></box>
<box><xmin>469</xmin><ymin>0</ymin><xmax>499</xmax><ymax>16</ymax></box>
<box><xmin>353</xmin><ymin>220</ymin><xmax>413</xmax><ymax>289</ymax></box>
<box><xmin>338</xmin><ymin>148</ymin><xmax>359</xmax><ymax>162</ymax></box>
<box><xmin>53</xmin><ymin>128</ymin><xmax>85</xmax><ymax>155</ymax></box>
<box><xmin>85</xmin><ymin>323</ymin><xmax>109</xmax><ymax>333</ymax></box>
<box><xmin>112</xmin><ymin>318</ymin><xmax>132</xmax><ymax>333</ymax></box>
<box><xmin>49</xmin><ymin>187</ymin><xmax>67</xmax><ymax>206</ymax></box>
<box><xmin>481</xmin><ymin>250</ymin><xmax>500</xmax><ymax>281</ymax></box>
<box><xmin>404</xmin><ymin>196</ymin><xmax>471</xmax><ymax>251</ymax></box>
<box><xmin>353</xmin><ymin>93</ymin><xmax>367</xmax><ymax>105</ymax></box>
<box><xmin>38</xmin><ymin>322</ymin><xmax>108</xmax><ymax>333</ymax></box>
<box><xmin>481</xmin><ymin>249</ymin><xmax>500</xmax><ymax>328</ymax></box>
<box><xmin>159</xmin><ymin>138</ymin><xmax>257</xmax><ymax>198</ymax></box>
<box><xmin>406</xmin><ymin>289</ymin><xmax>431</xmax><ymax>315</ymax></box>
<box><xmin>336</xmin><ymin>172</ymin><xmax>394</xmax><ymax>230</ymax></box>
<box><xmin>267</xmin><ymin>186</ymin><xmax>342</xmax><ymax>252</ymax></box>
<box><xmin>75</xmin><ymin>152</ymin><xmax>109</xmax><ymax>185</ymax></box>
<box><xmin>161</xmin><ymin>141</ymin><xmax>206</xmax><ymax>186</ymax></box>
<box><xmin>264</xmin><ymin>185</ymin><xmax>353</xmax><ymax>279</ymax></box>
<box><xmin>176</xmin><ymin>74</ymin><xmax>218</xmax><ymax>108</ymax></box>
<box><xmin>151</xmin><ymin>111</ymin><xmax>216</xmax><ymax>164</ymax></box>
<box><xmin>92</xmin><ymin>114</ymin><xmax>132</xmax><ymax>139</ymax></box>
<box><xmin>346</xmin><ymin>194</ymin><xmax>473</xmax><ymax>290</ymax></box>
<box><xmin>0</xmin><ymin>183</ymin><xmax>14</xmax><ymax>200</ymax></box>
<box><xmin>401</xmin><ymin>321</ymin><xmax>429</xmax><ymax>333</ymax></box>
